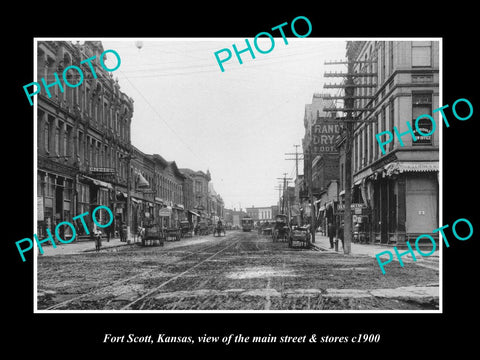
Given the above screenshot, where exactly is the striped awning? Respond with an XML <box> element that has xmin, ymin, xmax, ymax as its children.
<box><xmin>82</xmin><ymin>175</ymin><xmax>113</xmax><ymax>190</ymax></box>
<box><xmin>384</xmin><ymin>161</ymin><xmax>439</xmax><ymax>177</ymax></box>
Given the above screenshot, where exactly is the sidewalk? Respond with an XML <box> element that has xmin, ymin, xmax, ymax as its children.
<box><xmin>38</xmin><ymin>234</ymin><xmax>221</xmax><ymax>257</ymax></box>
<box><xmin>39</xmin><ymin>237</ymin><xmax>132</xmax><ymax>256</ymax></box>
<box><xmin>311</xmin><ymin>233</ymin><xmax>439</xmax><ymax>270</ymax></box>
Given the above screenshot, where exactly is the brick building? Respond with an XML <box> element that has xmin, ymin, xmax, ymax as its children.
<box><xmin>339</xmin><ymin>40</ymin><xmax>440</xmax><ymax>245</ymax></box>
<box><xmin>36</xmin><ymin>40</ymin><xmax>134</xmax><ymax>239</ymax></box>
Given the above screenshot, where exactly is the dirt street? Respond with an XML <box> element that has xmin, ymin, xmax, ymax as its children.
<box><xmin>37</xmin><ymin>230</ymin><xmax>439</xmax><ymax>311</ymax></box>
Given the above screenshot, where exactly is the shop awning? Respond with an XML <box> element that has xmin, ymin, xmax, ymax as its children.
<box><xmin>174</xmin><ymin>204</ymin><xmax>185</xmax><ymax>210</ymax></box>
<box><xmin>384</xmin><ymin>161</ymin><xmax>439</xmax><ymax>177</ymax></box>
<box><xmin>135</xmin><ymin>171</ymin><xmax>150</xmax><ymax>188</ymax></box>
<box><xmin>189</xmin><ymin>210</ymin><xmax>200</xmax><ymax>217</ymax></box>
<box><xmin>155</xmin><ymin>197</ymin><xmax>164</xmax><ymax>204</ymax></box>
<box><xmin>82</xmin><ymin>176</ymin><xmax>113</xmax><ymax>190</ymax></box>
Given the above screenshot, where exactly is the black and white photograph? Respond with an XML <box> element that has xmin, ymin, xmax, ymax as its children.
<box><xmin>33</xmin><ymin>38</ymin><xmax>441</xmax><ymax>312</ymax></box>
<box><xmin>6</xmin><ymin>6</ymin><xmax>479</xmax><ymax>356</ymax></box>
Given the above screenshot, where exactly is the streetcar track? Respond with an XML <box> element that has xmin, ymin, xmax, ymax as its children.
<box><xmin>42</xmin><ymin>236</ymin><xmax>236</xmax><ymax>310</ymax></box>
<box><xmin>120</xmin><ymin>239</ymin><xmax>241</xmax><ymax>310</ymax></box>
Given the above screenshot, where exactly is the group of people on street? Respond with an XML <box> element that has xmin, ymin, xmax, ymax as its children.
<box><xmin>93</xmin><ymin>221</ymin><xmax>128</xmax><ymax>252</ymax></box>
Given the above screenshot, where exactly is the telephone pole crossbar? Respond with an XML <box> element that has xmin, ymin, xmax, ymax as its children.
<box><xmin>321</xmin><ymin>51</ymin><xmax>378</xmax><ymax>255</ymax></box>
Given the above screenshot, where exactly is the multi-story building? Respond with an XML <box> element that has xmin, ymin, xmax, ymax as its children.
<box><xmin>36</xmin><ymin>40</ymin><xmax>134</xmax><ymax>238</ymax></box>
<box><xmin>129</xmin><ymin>149</ymin><xmax>188</xmax><ymax>230</ymax></box>
<box><xmin>338</xmin><ymin>40</ymin><xmax>440</xmax><ymax>245</ymax></box>
<box><xmin>179</xmin><ymin>168</ymin><xmax>211</xmax><ymax>218</ymax></box>
<box><xmin>208</xmin><ymin>182</ymin><xmax>225</xmax><ymax>220</ymax></box>
<box><xmin>245</xmin><ymin>206</ymin><xmax>273</xmax><ymax>222</ymax></box>
<box><xmin>301</xmin><ymin>93</ymin><xmax>340</xmax><ymax>226</ymax></box>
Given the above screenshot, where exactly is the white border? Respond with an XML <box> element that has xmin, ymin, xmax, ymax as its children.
<box><xmin>33</xmin><ymin>37</ymin><xmax>442</xmax><ymax>314</ymax></box>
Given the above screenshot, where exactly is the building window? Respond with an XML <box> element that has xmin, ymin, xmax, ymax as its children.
<box><xmin>44</xmin><ymin>121</ymin><xmax>50</xmax><ymax>153</ymax></box>
<box><xmin>389</xmin><ymin>99</ymin><xmax>394</xmax><ymax>151</ymax></box>
<box><xmin>55</xmin><ymin>127</ymin><xmax>60</xmax><ymax>155</ymax></box>
<box><xmin>381</xmin><ymin>42</ymin><xmax>386</xmax><ymax>84</ymax></box>
<box><xmin>381</xmin><ymin>107</ymin><xmax>386</xmax><ymax>155</ymax></box>
<box><xmin>389</xmin><ymin>41</ymin><xmax>394</xmax><ymax>76</ymax></box>
<box><xmin>412</xmin><ymin>41</ymin><xmax>431</xmax><ymax>67</ymax></box>
<box><xmin>63</xmin><ymin>127</ymin><xmax>68</xmax><ymax>157</ymax></box>
<box><xmin>412</xmin><ymin>93</ymin><xmax>433</xmax><ymax>145</ymax></box>
<box><xmin>363</xmin><ymin>126</ymin><xmax>368</xmax><ymax>167</ymax></box>
<box><xmin>373</xmin><ymin>115</ymin><xmax>378</xmax><ymax>160</ymax></box>
<box><xmin>368</xmin><ymin>123</ymin><xmax>373</xmax><ymax>164</ymax></box>
<box><xmin>359</xmin><ymin>129</ymin><xmax>364</xmax><ymax>169</ymax></box>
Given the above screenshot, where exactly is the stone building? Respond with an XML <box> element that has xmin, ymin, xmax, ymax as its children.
<box><xmin>340</xmin><ymin>40</ymin><xmax>440</xmax><ymax>245</ymax></box>
<box><xmin>179</xmin><ymin>168</ymin><xmax>211</xmax><ymax>219</ymax></box>
<box><xmin>36</xmin><ymin>40</ymin><xmax>134</xmax><ymax>239</ymax></box>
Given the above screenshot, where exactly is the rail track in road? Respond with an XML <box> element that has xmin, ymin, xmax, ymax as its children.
<box><xmin>42</xmin><ymin>234</ymin><xmax>240</xmax><ymax>311</ymax></box>
<box><xmin>120</xmin><ymin>239</ymin><xmax>240</xmax><ymax>310</ymax></box>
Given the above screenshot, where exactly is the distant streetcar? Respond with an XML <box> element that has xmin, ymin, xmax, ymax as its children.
<box><xmin>241</xmin><ymin>216</ymin><xmax>254</xmax><ymax>232</ymax></box>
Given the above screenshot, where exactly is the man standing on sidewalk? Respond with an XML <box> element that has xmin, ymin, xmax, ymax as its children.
<box><xmin>327</xmin><ymin>221</ymin><xmax>335</xmax><ymax>249</ymax></box>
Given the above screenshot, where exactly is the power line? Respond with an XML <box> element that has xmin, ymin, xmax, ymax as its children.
<box><xmin>118</xmin><ymin>69</ymin><xmax>209</xmax><ymax>170</ymax></box>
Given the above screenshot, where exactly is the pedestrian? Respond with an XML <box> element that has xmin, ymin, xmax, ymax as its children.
<box><xmin>338</xmin><ymin>220</ymin><xmax>345</xmax><ymax>250</ymax></box>
<box><xmin>327</xmin><ymin>221</ymin><xmax>335</xmax><ymax>249</ymax></box>
<box><xmin>106</xmin><ymin>223</ymin><xmax>112</xmax><ymax>243</ymax></box>
<box><xmin>120</xmin><ymin>223</ymin><xmax>127</xmax><ymax>242</ymax></box>
<box><xmin>93</xmin><ymin>227</ymin><xmax>102</xmax><ymax>252</ymax></box>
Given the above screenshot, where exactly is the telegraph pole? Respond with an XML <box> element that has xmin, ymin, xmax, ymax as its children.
<box><xmin>274</xmin><ymin>183</ymin><xmax>283</xmax><ymax>209</ymax></box>
<box><xmin>323</xmin><ymin>47</ymin><xmax>377</xmax><ymax>255</ymax></box>
<box><xmin>306</xmin><ymin>148</ymin><xmax>315</xmax><ymax>244</ymax></box>
<box><xmin>285</xmin><ymin>145</ymin><xmax>302</xmax><ymax>179</ymax></box>
<box><xmin>276</xmin><ymin>173</ymin><xmax>292</xmax><ymax>215</ymax></box>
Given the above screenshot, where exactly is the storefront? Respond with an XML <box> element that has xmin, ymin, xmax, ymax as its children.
<box><xmin>173</xmin><ymin>204</ymin><xmax>186</xmax><ymax>223</ymax></box>
<box><xmin>368</xmin><ymin>161</ymin><xmax>438</xmax><ymax>245</ymax></box>
<box><xmin>37</xmin><ymin>170</ymin><xmax>74</xmax><ymax>239</ymax></box>
<box><xmin>158</xmin><ymin>206</ymin><xmax>173</xmax><ymax>228</ymax></box>
<box><xmin>79</xmin><ymin>175</ymin><xmax>113</xmax><ymax>233</ymax></box>
<box><xmin>188</xmin><ymin>210</ymin><xmax>201</xmax><ymax>227</ymax></box>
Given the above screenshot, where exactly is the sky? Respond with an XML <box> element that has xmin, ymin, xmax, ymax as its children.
<box><xmin>101</xmin><ymin>38</ymin><xmax>347</xmax><ymax>209</ymax></box>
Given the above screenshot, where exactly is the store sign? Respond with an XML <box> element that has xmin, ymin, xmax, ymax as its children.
<box><xmin>311</xmin><ymin>122</ymin><xmax>340</xmax><ymax>154</ymax></box>
<box><xmin>338</xmin><ymin>203</ymin><xmax>366</xmax><ymax>211</ymax></box>
<box><xmin>159</xmin><ymin>208</ymin><xmax>172</xmax><ymax>217</ymax></box>
<box><xmin>89</xmin><ymin>167</ymin><xmax>115</xmax><ymax>173</ymax></box>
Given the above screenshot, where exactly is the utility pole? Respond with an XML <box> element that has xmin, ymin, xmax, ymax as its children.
<box><xmin>276</xmin><ymin>173</ymin><xmax>292</xmax><ymax>215</ymax></box>
<box><xmin>120</xmin><ymin>151</ymin><xmax>135</xmax><ymax>244</ymax></box>
<box><xmin>285</xmin><ymin>145</ymin><xmax>302</xmax><ymax>179</ymax></box>
<box><xmin>306</xmin><ymin>148</ymin><xmax>315</xmax><ymax>244</ymax></box>
<box><xmin>323</xmin><ymin>47</ymin><xmax>377</xmax><ymax>255</ymax></box>
<box><xmin>274</xmin><ymin>183</ymin><xmax>282</xmax><ymax>209</ymax></box>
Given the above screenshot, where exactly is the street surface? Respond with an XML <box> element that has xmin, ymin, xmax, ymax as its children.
<box><xmin>37</xmin><ymin>230</ymin><xmax>439</xmax><ymax>311</ymax></box>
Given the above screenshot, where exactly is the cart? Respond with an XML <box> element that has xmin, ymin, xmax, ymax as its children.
<box><xmin>165</xmin><ymin>227</ymin><xmax>181</xmax><ymax>241</ymax></box>
<box><xmin>180</xmin><ymin>220</ymin><xmax>193</xmax><ymax>238</ymax></box>
<box><xmin>288</xmin><ymin>225</ymin><xmax>311</xmax><ymax>248</ymax></box>
<box><xmin>214</xmin><ymin>223</ymin><xmax>226</xmax><ymax>237</ymax></box>
<box><xmin>272</xmin><ymin>214</ymin><xmax>290</xmax><ymax>242</ymax></box>
<box><xmin>196</xmin><ymin>221</ymin><xmax>209</xmax><ymax>236</ymax></box>
<box><xmin>141</xmin><ymin>224</ymin><xmax>164</xmax><ymax>246</ymax></box>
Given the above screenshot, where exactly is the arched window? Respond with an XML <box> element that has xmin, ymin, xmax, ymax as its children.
<box><xmin>44</xmin><ymin>121</ymin><xmax>50</xmax><ymax>153</ymax></box>
<box><xmin>55</xmin><ymin>127</ymin><xmax>60</xmax><ymax>154</ymax></box>
<box><xmin>63</xmin><ymin>53</ymin><xmax>74</xmax><ymax>107</ymax></box>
